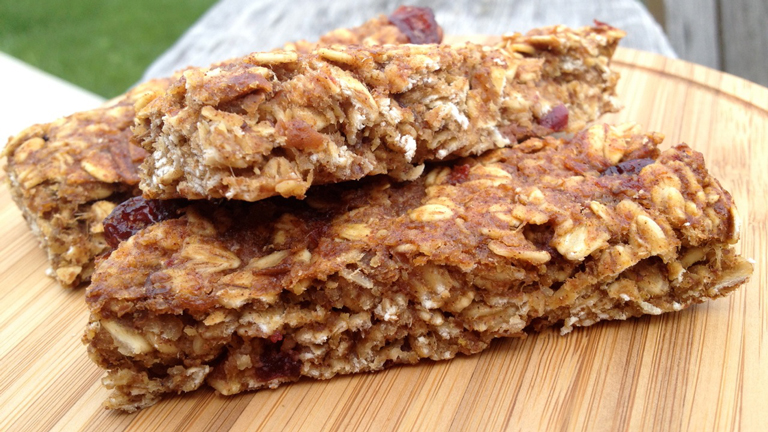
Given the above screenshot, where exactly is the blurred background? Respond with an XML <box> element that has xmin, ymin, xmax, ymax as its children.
<box><xmin>0</xmin><ymin>0</ymin><xmax>217</xmax><ymax>97</ymax></box>
<box><xmin>1</xmin><ymin>0</ymin><xmax>766</xmax><ymax>98</ymax></box>
<box><xmin>643</xmin><ymin>0</ymin><xmax>767</xmax><ymax>88</ymax></box>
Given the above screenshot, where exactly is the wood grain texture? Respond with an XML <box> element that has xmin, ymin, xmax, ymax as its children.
<box><xmin>1</xmin><ymin>47</ymin><xmax>767</xmax><ymax>432</ymax></box>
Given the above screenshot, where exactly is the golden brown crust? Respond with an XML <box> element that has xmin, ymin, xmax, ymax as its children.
<box><xmin>84</xmin><ymin>124</ymin><xmax>752</xmax><ymax>411</ymax></box>
<box><xmin>135</xmin><ymin>24</ymin><xmax>624</xmax><ymax>202</ymax></box>
<box><xmin>2</xmin><ymin>13</ymin><xmax>434</xmax><ymax>288</ymax></box>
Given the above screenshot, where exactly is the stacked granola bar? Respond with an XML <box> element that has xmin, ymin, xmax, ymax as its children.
<box><xmin>2</xmin><ymin>7</ymin><xmax>752</xmax><ymax>413</ymax></box>
<box><xmin>2</xmin><ymin>6</ymin><xmax>442</xmax><ymax>288</ymax></box>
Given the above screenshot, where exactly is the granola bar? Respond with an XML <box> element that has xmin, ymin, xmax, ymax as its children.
<box><xmin>84</xmin><ymin>124</ymin><xmax>752</xmax><ymax>411</ymax></box>
<box><xmin>134</xmin><ymin>23</ymin><xmax>624</xmax><ymax>202</ymax></box>
<box><xmin>2</xmin><ymin>79</ymin><xmax>169</xmax><ymax>287</ymax></box>
<box><xmin>2</xmin><ymin>8</ymin><xmax>438</xmax><ymax>288</ymax></box>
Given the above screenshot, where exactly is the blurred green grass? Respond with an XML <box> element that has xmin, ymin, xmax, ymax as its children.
<box><xmin>0</xmin><ymin>0</ymin><xmax>217</xmax><ymax>98</ymax></box>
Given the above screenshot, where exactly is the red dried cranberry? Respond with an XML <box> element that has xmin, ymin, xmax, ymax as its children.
<box><xmin>447</xmin><ymin>164</ymin><xmax>471</xmax><ymax>185</ymax></box>
<box><xmin>389</xmin><ymin>6</ymin><xmax>442</xmax><ymax>44</ymax></box>
<box><xmin>601</xmin><ymin>158</ymin><xmax>656</xmax><ymax>176</ymax></box>
<box><xmin>593</xmin><ymin>19</ymin><xmax>615</xmax><ymax>29</ymax></box>
<box><xmin>103</xmin><ymin>196</ymin><xmax>183</xmax><ymax>248</ymax></box>
<box><xmin>538</xmin><ymin>104</ymin><xmax>569</xmax><ymax>132</ymax></box>
<box><xmin>256</xmin><ymin>340</ymin><xmax>301</xmax><ymax>382</ymax></box>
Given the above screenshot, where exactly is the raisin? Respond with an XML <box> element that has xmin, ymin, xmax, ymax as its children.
<box><xmin>593</xmin><ymin>19</ymin><xmax>614</xmax><ymax>29</ymax></box>
<box><xmin>103</xmin><ymin>196</ymin><xmax>184</xmax><ymax>249</ymax></box>
<box><xmin>388</xmin><ymin>5</ymin><xmax>442</xmax><ymax>44</ymax></box>
<box><xmin>538</xmin><ymin>104</ymin><xmax>569</xmax><ymax>132</ymax></box>
<box><xmin>601</xmin><ymin>158</ymin><xmax>655</xmax><ymax>176</ymax></box>
<box><xmin>256</xmin><ymin>340</ymin><xmax>301</xmax><ymax>382</ymax></box>
<box><xmin>276</xmin><ymin>118</ymin><xmax>325</xmax><ymax>151</ymax></box>
<box><xmin>447</xmin><ymin>164</ymin><xmax>471</xmax><ymax>185</ymax></box>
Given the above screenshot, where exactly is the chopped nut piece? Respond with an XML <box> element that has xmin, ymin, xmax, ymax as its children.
<box><xmin>101</xmin><ymin>321</ymin><xmax>153</xmax><ymax>356</ymax></box>
<box><xmin>56</xmin><ymin>266</ymin><xmax>83</xmax><ymax>285</ymax></box>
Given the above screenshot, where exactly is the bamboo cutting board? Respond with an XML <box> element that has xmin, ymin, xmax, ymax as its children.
<box><xmin>1</xmin><ymin>47</ymin><xmax>767</xmax><ymax>432</ymax></box>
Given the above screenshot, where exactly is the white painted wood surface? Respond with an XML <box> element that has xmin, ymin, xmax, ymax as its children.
<box><xmin>661</xmin><ymin>0</ymin><xmax>720</xmax><ymax>69</ymax></box>
<box><xmin>0</xmin><ymin>52</ymin><xmax>104</xmax><ymax>144</ymax></box>
<box><xmin>141</xmin><ymin>0</ymin><xmax>676</xmax><ymax>81</ymax></box>
<box><xmin>648</xmin><ymin>0</ymin><xmax>768</xmax><ymax>86</ymax></box>
<box><xmin>719</xmin><ymin>0</ymin><xmax>768</xmax><ymax>86</ymax></box>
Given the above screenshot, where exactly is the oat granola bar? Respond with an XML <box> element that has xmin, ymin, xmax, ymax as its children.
<box><xmin>134</xmin><ymin>23</ymin><xmax>624</xmax><ymax>202</ymax></box>
<box><xmin>2</xmin><ymin>8</ymin><xmax>438</xmax><ymax>288</ymax></box>
<box><xmin>2</xmin><ymin>79</ymin><xmax>169</xmax><ymax>287</ymax></box>
<box><xmin>84</xmin><ymin>124</ymin><xmax>752</xmax><ymax>411</ymax></box>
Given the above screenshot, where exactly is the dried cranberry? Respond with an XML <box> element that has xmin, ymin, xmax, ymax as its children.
<box><xmin>389</xmin><ymin>6</ymin><xmax>442</xmax><ymax>44</ymax></box>
<box><xmin>538</xmin><ymin>104</ymin><xmax>569</xmax><ymax>132</ymax></box>
<box><xmin>103</xmin><ymin>196</ymin><xmax>184</xmax><ymax>248</ymax></box>
<box><xmin>276</xmin><ymin>118</ymin><xmax>325</xmax><ymax>151</ymax></box>
<box><xmin>256</xmin><ymin>340</ymin><xmax>301</xmax><ymax>382</ymax></box>
<box><xmin>593</xmin><ymin>19</ymin><xmax>614</xmax><ymax>29</ymax></box>
<box><xmin>601</xmin><ymin>158</ymin><xmax>655</xmax><ymax>176</ymax></box>
<box><xmin>447</xmin><ymin>164</ymin><xmax>471</xmax><ymax>185</ymax></box>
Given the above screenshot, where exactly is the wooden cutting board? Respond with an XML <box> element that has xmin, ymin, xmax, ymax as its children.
<box><xmin>1</xmin><ymin>47</ymin><xmax>766</xmax><ymax>432</ymax></box>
